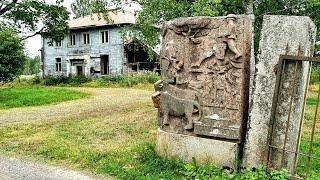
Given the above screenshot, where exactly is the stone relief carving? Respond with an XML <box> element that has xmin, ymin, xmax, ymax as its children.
<box><xmin>156</xmin><ymin>91</ymin><xmax>202</xmax><ymax>130</ymax></box>
<box><xmin>153</xmin><ymin>15</ymin><xmax>251</xmax><ymax>140</ymax></box>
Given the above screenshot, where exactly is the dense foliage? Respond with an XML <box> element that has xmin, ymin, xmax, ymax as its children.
<box><xmin>0</xmin><ymin>0</ymin><xmax>70</xmax><ymax>81</ymax></box>
<box><xmin>0</xmin><ymin>28</ymin><xmax>26</xmax><ymax>82</ymax></box>
<box><xmin>71</xmin><ymin>0</ymin><xmax>96</xmax><ymax>18</ymax></box>
<box><xmin>0</xmin><ymin>0</ymin><xmax>69</xmax><ymax>42</ymax></box>
<box><xmin>8</xmin><ymin>71</ymin><xmax>160</xmax><ymax>87</ymax></box>
<box><xmin>23</xmin><ymin>56</ymin><xmax>41</xmax><ymax>75</ymax></box>
<box><xmin>93</xmin><ymin>0</ymin><xmax>320</xmax><ymax>56</ymax></box>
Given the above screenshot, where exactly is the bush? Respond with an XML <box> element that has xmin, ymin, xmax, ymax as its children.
<box><xmin>3</xmin><ymin>71</ymin><xmax>160</xmax><ymax>88</ymax></box>
<box><xmin>86</xmin><ymin>71</ymin><xmax>160</xmax><ymax>88</ymax></box>
<box><xmin>43</xmin><ymin>75</ymin><xmax>90</xmax><ymax>86</ymax></box>
<box><xmin>0</xmin><ymin>28</ymin><xmax>27</xmax><ymax>82</ymax></box>
<box><xmin>310</xmin><ymin>64</ymin><xmax>320</xmax><ymax>85</ymax></box>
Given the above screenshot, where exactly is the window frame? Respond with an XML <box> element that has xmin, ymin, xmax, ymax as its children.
<box><xmin>82</xmin><ymin>32</ymin><xmax>90</xmax><ymax>45</ymax></box>
<box><xmin>54</xmin><ymin>39</ymin><xmax>62</xmax><ymax>47</ymax></box>
<box><xmin>55</xmin><ymin>57</ymin><xmax>62</xmax><ymax>72</ymax></box>
<box><xmin>100</xmin><ymin>30</ymin><xmax>109</xmax><ymax>44</ymax></box>
<box><xmin>69</xmin><ymin>34</ymin><xmax>76</xmax><ymax>46</ymax></box>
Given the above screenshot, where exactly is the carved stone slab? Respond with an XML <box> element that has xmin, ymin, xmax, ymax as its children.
<box><xmin>153</xmin><ymin>15</ymin><xmax>253</xmax><ymax>141</ymax></box>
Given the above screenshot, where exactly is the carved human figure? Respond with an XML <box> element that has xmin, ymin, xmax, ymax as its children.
<box><xmin>222</xmin><ymin>14</ymin><xmax>242</xmax><ymax>60</ymax></box>
<box><xmin>190</xmin><ymin>35</ymin><xmax>219</xmax><ymax>68</ymax></box>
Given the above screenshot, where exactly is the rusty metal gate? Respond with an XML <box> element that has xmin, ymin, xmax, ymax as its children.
<box><xmin>267</xmin><ymin>54</ymin><xmax>320</xmax><ymax>179</ymax></box>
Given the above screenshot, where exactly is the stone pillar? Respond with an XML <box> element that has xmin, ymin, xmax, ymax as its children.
<box><xmin>153</xmin><ymin>15</ymin><xmax>254</xmax><ymax>167</ymax></box>
<box><xmin>243</xmin><ymin>15</ymin><xmax>317</xmax><ymax>169</ymax></box>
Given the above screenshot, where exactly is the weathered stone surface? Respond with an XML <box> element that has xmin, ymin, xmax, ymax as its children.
<box><xmin>157</xmin><ymin>129</ymin><xmax>238</xmax><ymax>167</ymax></box>
<box><xmin>243</xmin><ymin>15</ymin><xmax>316</xmax><ymax>169</ymax></box>
<box><xmin>153</xmin><ymin>15</ymin><xmax>253</xmax><ymax>141</ymax></box>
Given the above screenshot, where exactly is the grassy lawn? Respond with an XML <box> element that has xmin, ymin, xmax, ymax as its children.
<box><xmin>296</xmin><ymin>90</ymin><xmax>320</xmax><ymax>179</ymax></box>
<box><xmin>0</xmin><ymin>86</ymin><xmax>89</xmax><ymax>109</ymax></box>
<box><xmin>0</xmin><ymin>87</ymin><xmax>290</xmax><ymax>179</ymax></box>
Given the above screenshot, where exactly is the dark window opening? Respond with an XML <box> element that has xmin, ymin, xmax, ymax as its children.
<box><xmin>55</xmin><ymin>40</ymin><xmax>62</xmax><ymax>47</ymax></box>
<box><xmin>70</xmin><ymin>34</ymin><xmax>76</xmax><ymax>46</ymax></box>
<box><xmin>83</xmin><ymin>33</ymin><xmax>90</xmax><ymax>44</ymax></box>
<box><xmin>101</xmin><ymin>31</ymin><xmax>108</xmax><ymax>43</ymax></box>
<box><xmin>55</xmin><ymin>58</ymin><xmax>62</xmax><ymax>72</ymax></box>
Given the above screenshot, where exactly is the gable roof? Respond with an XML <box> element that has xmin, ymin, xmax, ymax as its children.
<box><xmin>68</xmin><ymin>11</ymin><xmax>136</xmax><ymax>29</ymax></box>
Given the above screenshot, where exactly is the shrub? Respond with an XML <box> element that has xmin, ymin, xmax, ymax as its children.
<box><xmin>5</xmin><ymin>71</ymin><xmax>160</xmax><ymax>88</ymax></box>
<box><xmin>310</xmin><ymin>64</ymin><xmax>320</xmax><ymax>85</ymax></box>
<box><xmin>43</xmin><ymin>76</ymin><xmax>69</xmax><ymax>86</ymax></box>
<box><xmin>69</xmin><ymin>76</ymin><xmax>91</xmax><ymax>84</ymax></box>
<box><xmin>89</xmin><ymin>71</ymin><xmax>160</xmax><ymax>87</ymax></box>
<box><xmin>43</xmin><ymin>75</ymin><xmax>90</xmax><ymax>86</ymax></box>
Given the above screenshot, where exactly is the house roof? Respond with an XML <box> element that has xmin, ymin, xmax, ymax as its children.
<box><xmin>68</xmin><ymin>11</ymin><xmax>136</xmax><ymax>29</ymax></box>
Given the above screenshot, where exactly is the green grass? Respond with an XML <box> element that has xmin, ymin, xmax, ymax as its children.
<box><xmin>0</xmin><ymin>86</ymin><xmax>89</xmax><ymax>109</ymax></box>
<box><xmin>296</xmin><ymin>91</ymin><xmax>320</xmax><ymax>179</ymax></box>
<box><xmin>6</xmin><ymin>72</ymin><xmax>160</xmax><ymax>89</ymax></box>
<box><xmin>0</xmin><ymin>87</ymin><xmax>289</xmax><ymax>179</ymax></box>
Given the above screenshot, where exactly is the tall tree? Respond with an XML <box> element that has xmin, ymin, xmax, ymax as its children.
<box><xmin>0</xmin><ymin>0</ymin><xmax>70</xmax><ymax>81</ymax></box>
<box><xmin>0</xmin><ymin>28</ymin><xmax>27</xmax><ymax>82</ymax></box>
<box><xmin>23</xmin><ymin>56</ymin><xmax>41</xmax><ymax>75</ymax></box>
<box><xmin>71</xmin><ymin>0</ymin><xmax>120</xmax><ymax>18</ymax></box>
<box><xmin>0</xmin><ymin>0</ymin><xmax>70</xmax><ymax>42</ymax></box>
<box><xmin>71</xmin><ymin>0</ymin><xmax>94</xmax><ymax>18</ymax></box>
<box><xmin>115</xmin><ymin>0</ymin><xmax>319</xmax><ymax>56</ymax></box>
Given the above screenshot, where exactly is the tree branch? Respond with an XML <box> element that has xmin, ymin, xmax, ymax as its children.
<box><xmin>220</xmin><ymin>2</ymin><xmax>245</xmax><ymax>11</ymax></box>
<box><xmin>22</xmin><ymin>27</ymin><xmax>44</xmax><ymax>40</ymax></box>
<box><xmin>258</xmin><ymin>0</ymin><xmax>307</xmax><ymax>17</ymax></box>
<box><xmin>0</xmin><ymin>0</ymin><xmax>19</xmax><ymax>16</ymax></box>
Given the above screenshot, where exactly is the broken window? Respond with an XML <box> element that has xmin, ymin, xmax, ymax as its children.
<box><xmin>70</xmin><ymin>34</ymin><xmax>76</xmax><ymax>46</ymax></box>
<box><xmin>55</xmin><ymin>58</ymin><xmax>62</xmax><ymax>72</ymax></box>
<box><xmin>83</xmin><ymin>33</ymin><xmax>90</xmax><ymax>44</ymax></box>
<box><xmin>101</xmin><ymin>31</ymin><xmax>109</xmax><ymax>43</ymax></box>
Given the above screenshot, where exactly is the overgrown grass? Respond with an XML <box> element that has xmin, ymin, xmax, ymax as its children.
<box><xmin>0</xmin><ymin>88</ymin><xmax>289</xmax><ymax>179</ymax></box>
<box><xmin>296</xmin><ymin>90</ymin><xmax>320</xmax><ymax>179</ymax></box>
<box><xmin>0</xmin><ymin>86</ymin><xmax>89</xmax><ymax>109</ymax></box>
<box><xmin>5</xmin><ymin>71</ymin><xmax>160</xmax><ymax>89</ymax></box>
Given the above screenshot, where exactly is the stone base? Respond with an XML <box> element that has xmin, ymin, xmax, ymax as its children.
<box><xmin>156</xmin><ymin>129</ymin><xmax>239</xmax><ymax>168</ymax></box>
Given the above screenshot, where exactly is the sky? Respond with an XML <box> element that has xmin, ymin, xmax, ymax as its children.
<box><xmin>25</xmin><ymin>0</ymin><xmax>141</xmax><ymax>57</ymax></box>
<box><xmin>25</xmin><ymin>0</ymin><xmax>74</xmax><ymax>57</ymax></box>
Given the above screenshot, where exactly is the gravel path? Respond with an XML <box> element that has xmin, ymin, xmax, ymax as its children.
<box><xmin>0</xmin><ymin>87</ymin><xmax>151</xmax><ymax>126</ymax></box>
<box><xmin>0</xmin><ymin>156</ymin><xmax>108</xmax><ymax>180</ymax></box>
<box><xmin>0</xmin><ymin>87</ymin><xmax>152</xmax><ymax>180</ymax></box>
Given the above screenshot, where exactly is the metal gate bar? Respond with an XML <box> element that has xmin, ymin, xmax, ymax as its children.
<box><xmin>267</xmin><ymin>54</ymin><xmax>320</xmax><ymax>178</ymax></box>
<box><xmin>281</xmin><ymin>61</ymin><xmax>299</xmax><ymax>167</ymax></box>
<box><xmin>293</xmin><ymin>63</ymin><xmax>312</xmax><ymax>172</ymax></box>
<box><xmin>307</xmin><ymin>82</ymin><xmax>320</xmax><ymax>176</ymax></box>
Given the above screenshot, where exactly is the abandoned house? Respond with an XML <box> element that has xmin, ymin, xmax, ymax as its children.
<box><xmin>41</xmin><ymin>11</ymin><xmax>158</xmax><ymax>77</ymax></box>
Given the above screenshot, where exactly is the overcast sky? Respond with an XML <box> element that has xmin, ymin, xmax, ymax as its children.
<box><xmin>25</xmin><ymin>0</ymin><xmax>141</xmax><ymax>57</ymax></box>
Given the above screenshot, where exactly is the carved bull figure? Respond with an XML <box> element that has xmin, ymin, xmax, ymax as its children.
<box><xmin>159</xmin><ymin>91</ymin><xmax>202</xmax><ymax>130</ymax></box>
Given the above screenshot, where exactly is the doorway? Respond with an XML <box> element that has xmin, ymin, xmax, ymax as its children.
<box><xmin>101</xmin><ymin>55</ymin><xmax>109</xmax><ymax>75</ymax></box>
<box><xmin>76</xmin><ymin>66</ymin><xmax>84</xmax><ymax>76</ymax></box>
